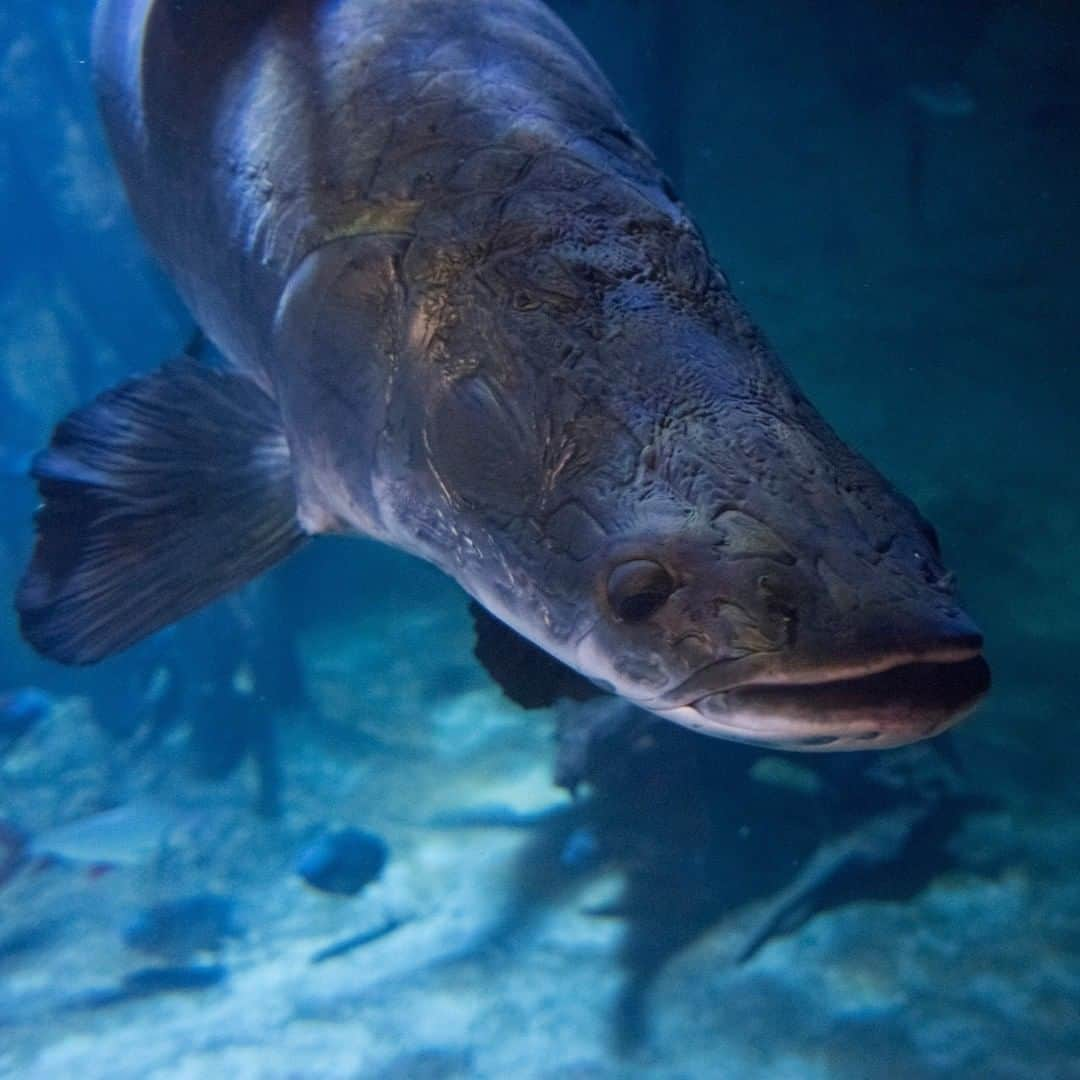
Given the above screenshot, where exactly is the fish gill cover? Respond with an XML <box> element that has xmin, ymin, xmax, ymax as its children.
<box><xmin>0</xmin><ymin>1</ymin><xmax>1077</xmax><ymax>1077</ymax></box>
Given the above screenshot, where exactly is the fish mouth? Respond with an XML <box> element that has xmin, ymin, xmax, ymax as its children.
<box><xmin>652</xmin><ymin>649</ymin><xmax>991</xmax><ymax>751</ymax></box>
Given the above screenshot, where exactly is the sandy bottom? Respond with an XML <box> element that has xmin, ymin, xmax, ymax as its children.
<box><xmin>1</xmin><ymin>607</ymin><xmax>1077</xmax><ymax>1080</ymax></box>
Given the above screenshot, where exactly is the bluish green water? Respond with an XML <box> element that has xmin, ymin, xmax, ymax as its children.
<box><xmin>1</xmin><ymin>2</ymin><xmax>1077</xmax><ymax>1077</ymax></box>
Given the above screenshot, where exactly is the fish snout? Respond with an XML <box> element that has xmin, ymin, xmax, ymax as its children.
<box><xmin>649</xmin><ymin>553</ymin><xmax>989</xmax><ymax>750</ymax></box>
<box><xmin>888</xmin><ymin>606</ymin><xmax>983</xmax><ymax>663</ymax></box>
<box><xmin>807</xmin><ymin>603</ymin><xmax>983</xmax><ymax>679</ymax></box>
<box><xmin>659</xmin><ymin>594</ymin><xmax>989</xmax><ymax>750</ymax></box>
<box><xmin>583</xmin><ymin>528</ymin><xmax>989</xmax><ymax>751</ymax></box>
<box><xmin>735</xmin><ymin>562</ymin><xmax>983</xmax><ymax>669</ymax></box>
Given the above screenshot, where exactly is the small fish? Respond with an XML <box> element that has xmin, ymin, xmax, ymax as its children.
<box><xmin>427</xmin><ymin>802</ymin><xmax>572</xmax><ymax>830</ymax></box>
<box><xmin>296</xmin><ymin>827</ymin><xmax>388</xmax><ymax>897</ymax></box>
<box><xmin>68</xmin><ymin>964</ymin><xmax>227</xmax><ymax>1010</ymax></box>
<box><xmin>29</xmin><ymin>800</ymin><xmax>182</xmax><ymax>868</ymax></box>
<box><xmin>309</xmin><ymin>916</ymin><xmax>407</xmax><ymax>965</ymax></box>
<box><xmin>123</xmin><ymin>893</ymin><xmax>241</xmax><ymax>960</ymax></box>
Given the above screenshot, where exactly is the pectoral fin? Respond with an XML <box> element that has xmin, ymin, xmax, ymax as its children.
<box><xmin>469</xmin><ymin>601</ymin><xmax>603</xmax><ymax>709</ymax></box>
<box><xmin>17</xmin><ymin>358</ymin><xmax>306</xmax><ymax>664</ymax></box>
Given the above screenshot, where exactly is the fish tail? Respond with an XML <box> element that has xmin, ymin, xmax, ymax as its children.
<box><xmin>16</xmin><ymin>358</ymin><xmax>306</xmax><ymax>664</ymax></box>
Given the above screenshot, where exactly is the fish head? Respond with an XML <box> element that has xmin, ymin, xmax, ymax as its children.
<box><xmin>523</xmin><ymin>304</ymin><xmax>988</xmax><ymax>750</ymax></box>
<box><xmin>416</xmin><ymin>241</ymin><xmax>988</xmax><ymax>751</ymax></box>
<box><xmin>573</xmin><ymin>525</ymin><xmax>988</xmax><ymax>751</ymax></box>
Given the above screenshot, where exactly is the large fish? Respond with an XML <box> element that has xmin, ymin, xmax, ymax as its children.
<box><xmin>16</xmin><ymin>0</ymin><xmax>989</xmax><ymax>750</ymax></box>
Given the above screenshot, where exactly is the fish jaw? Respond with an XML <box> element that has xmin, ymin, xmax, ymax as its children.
<box><xmin>648</xmin><ymin>650</ymin><xmax>990</xmax><ymax>751</ymax></box>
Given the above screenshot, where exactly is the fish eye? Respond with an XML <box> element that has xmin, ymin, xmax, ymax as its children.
<box><xmin>607</xmin><ymin>559</ymin><xmax>675</xmax><ymax>622</ymax></box>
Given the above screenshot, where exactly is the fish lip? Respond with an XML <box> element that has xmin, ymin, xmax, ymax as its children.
<box><xmin>651</xmin><ymin>653</ymin><xmax>991</xmax><ymax>750</ymax></box>
<box><xmin>651</xmin><ymin>640</ymin><xmax>985</xmax><ymax>709</ymax></box>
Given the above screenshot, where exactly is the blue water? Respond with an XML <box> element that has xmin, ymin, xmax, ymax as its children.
<box><xmin>1</xmin><ymin>2</ymin><xmax>1077</xmax><ymax>1077</ymax></box>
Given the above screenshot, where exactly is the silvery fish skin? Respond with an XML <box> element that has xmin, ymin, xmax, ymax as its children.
<box><xmin>30</xmin><ymin>801</ymin><xmax>180</xmax><ymax>866</ymax></box>
<box><xmin>85</xmin><ymin>0</ymin><xmax>986</xmax><ymax>749</ymax></box>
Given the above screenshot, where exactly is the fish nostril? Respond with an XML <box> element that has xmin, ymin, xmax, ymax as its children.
<box><xmin>941</xmin><ymin>607</ymin><xmax>984</xmax><ymax>648</ymax></box>
<box><xmin>758</xmin><ymin>574</ymin><xmax>799</xmax><ymax>645</ymax></box>
<box><xmin>766</xmin><ymin>601</ymin><xmax>799</xmax><ymax>646</ymax></box>
<box><xmin>916</xmin><ymin>617</ymin><xmax>983</xmax><ymax>660</ymax></box>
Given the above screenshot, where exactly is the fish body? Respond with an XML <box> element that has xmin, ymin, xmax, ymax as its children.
<box><xmin>309</xmin><ymin>916</ymin><xmax>407</xmax><ymax>964</ymax></box>
<box><xmin>123</xmin><ymin>893</ymin><xmax>241</xmax><ymax>960</ymax></box>
<box><xmin>29</xmin><ymin>800</ymin><xmax>180</xmax><ymax>867</ymax></box>
<box><xmin>427</xmin><ymin>801</ymin><xmax>572</xmax><ymax>830</ymax></box>
<box><xmin>16</xmin><ymin>0</ymin><xmax>988</xmax><ymax>750</ymax></box>
<box><xmin>68</xmin><ymin>964</ymin><xmax>228</xmax><ymax>1009</ymax></box>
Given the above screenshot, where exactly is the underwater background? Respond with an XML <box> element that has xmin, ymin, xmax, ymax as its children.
<box><xmin>1</xmin><ymin>1</ymin><xmax>1078</xmax><ymax>1077</ymax></box>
